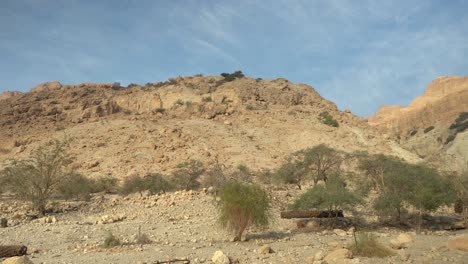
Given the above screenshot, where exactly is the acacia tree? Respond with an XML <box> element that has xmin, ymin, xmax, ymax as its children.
<box><xmin>171</xmin><ymin>159</ymin><xmax>205</xmax><ymax>191</ymax></box>
<box><xmin>0</xmin><ymin>139</ymin><xmax>74</xmax><ymax>214</ymax></box>
<box><xmin>294</xmin><ymin>144</ymin><xmax>344</xmax><ymax>185</ymax></box>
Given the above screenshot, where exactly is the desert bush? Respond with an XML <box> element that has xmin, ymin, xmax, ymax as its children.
<box><xmin>231</xmin><ymin>164</ymin><xmax>252</xmax><ymax>183</ymax></box>
<box><xmin>217</xmin><ymin>181</ymin><xmax>270</xmax><ymax>241</ymax></box>
<box><xmin>202</xmin><ymin>96</ymin><xmax>212</xmax><ymax>102</ymax></box>
<box><xmin>154</xmin><ymin>108</ymin><xmax>165</xmax><ymax>114</ymax></box>
<box><xmin>174</xmin><ymin>99</ymin><xmax>184</xmax><ymax>106</ymax></box>
<box><xmin>273</xmin><ymin>160</ymin><xmax>305</xmax><ymax>189</ymax></box>
<box><xmin>410</xmin><ymin>130</ymin><xmax>418</xmax><ymax>136</ymax></box>
<box><xmin>0</xmin><ymin>139</ymin><xmax>74</xmax><ymax>214</ymax></box>
<box><xmin>121</xmin><ymin>173</ymin><xmax>171</xmax><ymax>195</ymax></box>
<box><xmin>220</xmin><ymin>71</ymin><xmax>245</xmax><ymax>82</ymax></box>
<box><xmin>424</xmin><ymin>126</ymin><xmax>435</xmax><ymax>133</ymax></box>
<box><xmin>201</xmin><ymin>161</ymin><xmax>227</xmax><ymax>192</ymax></box>
<box><xmin>127</xmin><ymin>83</ymin><xmax>139</xmax><ymax>88</ymax></box>
<box><xmin>290</xmin><ymin>175</ymin><xmax>361</xmax><ymax>214</ymax></box>
<box><xmin>184</xmin><ymin>100</ymin><xmax>192</xmax><ymax>107</ymax></box>
<box><xmin>194</xmin><ymin>73</ymin><xmax>203</xmax><ymax>77</ymax></box>
<box><xmin>57</xmin><ymin>172</ymin><xmax>94</xmax><ymax>201</ymax></box>
<box><xmin>134</xmin><ymin>226</ymin><xmax>152</xmax><ymax>245</ymax></box>
<box><xmin>93</xmin><ymin>176</ymin><xmax>119</xmax><ymax>193</ymax></box>
<box><xmin>348</xmin><ymin>232</ymin><xmax>394</xmax><ymax>258</ymax></box>
<box><xmin>171</xmin><ymin>160</ymin><xmax>205</xmax><ymax>191</ymax></box>
<box><xmin>103</xmin><ymin>231</ymin><xmax>121</xmax><ymax>248</ymax></box>
<box><xmin>448</xmin><ymin>170</ymin><xmax>468</xmax><ymax>224</ymax></box>
<box><xmin>319</xmin><ymin>111</ymin><xmax>339</xmax><ymax>127</ymax></box>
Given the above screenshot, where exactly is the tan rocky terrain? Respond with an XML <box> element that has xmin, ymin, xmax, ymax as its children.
<box><xmin>1</xmin><ymin>189</ymin><xmax>467</xmax><ymax>264</ymax></box>
<box><xmin>368</xmin><ymin>76</ymin><xmax>468</xmax><ymax>172</ymax></box>
<box><xmin>0</xmin><ymin>75</ymin><xmax>418</xmax><ymax>178</ymax></box>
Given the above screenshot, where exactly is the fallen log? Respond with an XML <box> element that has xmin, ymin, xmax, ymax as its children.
<box><xmin>0</xmin><ymin>245</ymin><xmax>28</xmax><ymax>258</ymax></box>
<box><xmin>280</xmin><ymin>210</ymin><xmax>343</xmax><ymax>219</ymax></box>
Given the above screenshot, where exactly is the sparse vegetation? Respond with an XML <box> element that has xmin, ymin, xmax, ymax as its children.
<box><xmin>410</xmin><ymin>129</ymin><xmax>418</xmax><ymax>136</ymax></box>
<box><xmin>220</xmin><ymin>71</ymin><xmax>245</xmax><ymax>82</ymax></box>
<box><xmin>102</xmin><ymin>231</ymin><xmax>121</xmax><ymax>248</ymax></box>
<box><xmin>424</xmin><ymin>126</ymin><xmax>435</xmax><ymax>133</ymax></box>
<box><xmin>171</xmin><ymin>160</ymin><xmax>205</xmax><ymax>191</ymax></box>
<box><xmin>319</xmin><ymin>111</ymin><xmax>339</xmax><ymax>127</ymax></box>
<box><xmin>0</xmin><ymin>139</ymin><xmax>74</xmax><ymax>214</ymax></box>
<box><xmin>174</xmin><ymin>99</ymin><xmax>184</xmax><ymax>106</ymax></box>
<box><xmin>217</xmin><ymin>181</ymin><xmax>270</xmax><ymax>241</ymax></box>
<box><xmin>94</xmin><ymin>176</ymin><xmax>120</xmax><ymax>194</ymax></box>
<box><xmin>57</xmin><ymin>172</ymin><xmax>94</xmax><ymax>201</ymax></box>
<box><xmin>290</xmin><ymin>175</ymin><xmax>361</xmax><ymax>214</ymax></box>
<box><xmin>202</xmin><ymin>96</ymin><xmax>212</xmax><ymax>102</ymax></box>
<box><xmin>127</xmin><ymin>83</ymin><xmax>139</xmax><ymax>88</ymax></box>
<box><xmin>348</xmin><ymin>232</ymin><xmax>394</xmax><ymax>258</ymax></box>
<box><xmin>154</xmin><ymin>107</ymin><xmax>165</xmax><ymax>114</ymax></box>
<box><xmin>231</xmin><ymin>164</ymin><xmax>252</xmax><ymax>183</ymax></box>
<box><xmin>273</xmin><ymin>159</ymin><xmax>305</xmax><ymax>189</ymax></box>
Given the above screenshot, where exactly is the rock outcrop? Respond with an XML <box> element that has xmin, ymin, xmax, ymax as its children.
<box><xmin>0</xmin><ymin>91</ymin><xmax>22</xmax><ymax>101</ymax></box>
<box><xmin>0</xmin><ymin>75</ymin><xmax>418</xmax><ymax>178</ymax></box>
<box><xmin>368</xmin><ymin>76</ymin><xmax>468</xmax><ymax>172</ymax></box>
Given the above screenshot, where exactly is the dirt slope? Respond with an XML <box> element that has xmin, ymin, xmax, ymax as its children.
<box><xmin>0</xmin><ymin>75</ymin><xmax>418</xmax><ymax>178</ymax></box>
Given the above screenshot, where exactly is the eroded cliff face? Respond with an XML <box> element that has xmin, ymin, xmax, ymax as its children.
<box><xmin>368</xmin><ymin>76</ymin><xmax>468</xmax><ymax>172</ymax></box>
<box><xmin>0</xmin><ymin>75</ymin><xmax>418</xmax><ymax>178</ymax></box>
<box><xmin>0</xmin><ymin>90</ymin><xmax>23</xmax><ymax>101</ymax></box>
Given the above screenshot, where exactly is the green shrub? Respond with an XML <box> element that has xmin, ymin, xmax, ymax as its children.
<box><xmin>154</xmin><ymin>108</ymin><xmax>165</xmax><ymax>114</ymax></box>
<box><xmin>171</xmin><ymin>160</ymin><xmax>205</xmax><ymax>191</ymax></box>
<box><xmin>194</xmin><ymin>74</ymin><xmax>203</xmax><ymax>77</ymax></box>
<box><xmin>319</xmin><ymin>111</ymin><xmax>339</xmax><ymax>127</ymax></box>
<box><xmin>220</xmin><ymin>71</ymin><xmax>245</xmax><ymax>82</ymax></box>
<box><xmin>57</xmin><ymin>172</ymin><xmax>94</xmax><ymax>201</ymax></box>
<box><xmin>424</xmin><ymin>126</ymin><xmax>435</xmax><ymax>133</ymax></box>
<box><xmin>201</xmin><ymin>162</ymin><xmax>227</xmax><ymax>192</ymax></box>
<box><xmin>0</xmin><ymin>139</ymin><xmax>74</xmax><ymax>214</ymax></box>
<box><xmin>202</xmin><ymin>96</ymin><xmax>212</xmax><ymax>102</ymax></box>
<box><xmin>290</xmin><ymin>176</ymin><xmax>361</xmax><ymax>214</ymax></box>
<box><xmin>103</xmin><ymin>231</ymin><xmax>121</xmax><ymax>248</ymax></box>
<box><xmin>121</xmin><ymin>174</ymin><xmax>171</xmax><ymax>195</ymax></box>
<box><xmin>94</xmin><ymin>176</ymin><xmax>119</xmax><ymax>193</ymax></box>
<box><xmin>185</xmin><ymin>100</ymin><xmax>193</xmax><ymax>107</ymax></box>
<box><xmin>410</xmin><ymin>130</ymin><xmax>418</xmax><ymax>136</ymax></box>
<box><xmin>174</xmin><ymin>99</ymin><xmax>184</xmax><ymax>106</ymax></box>
<box><xmin>273</xmin><ymin>160</ymin><xmax>305</xmax><ymax>189</ymax></box>
<box><xmin>217</xmin><ymin>181</ymin><xmax>270</xmax><ymax>241</ymax></box>
<box><xmin>127</xmin><ymin>83</ymin><xmax>139</xmax><ymax>88</ymax></box>
<box><xmin>348</xmin><ymin>232</ymin><xmax>394</xmax><ymax>258</ymax></box>
<box><xmin>231</xmin><ymin>164</ymin><xmax>252</xmax><ymax>183</ymax></box>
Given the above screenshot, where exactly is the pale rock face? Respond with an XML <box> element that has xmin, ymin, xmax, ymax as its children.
<box><xmin>0</xmin><ymin>91</ymin><xmax>23</xmax><ymax>101</ymax></box>
<box><xmin>368</xmin><ymin>76</ymin><xmax>468</xmax><ymax>172</ymax></box>
<box><xmin>0</xmin><ymin>76</ymin><xmax>420</xmax><ymax>177</ymax></box>
<box><xmin>2</xmin><ymin>256</ymin><xmax>34</xmax><ymax>264</ymax></box>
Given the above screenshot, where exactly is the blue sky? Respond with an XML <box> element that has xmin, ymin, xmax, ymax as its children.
<box><xmin>1</xmin><ymin>0</ymin><xmax>467</xmax><ymax>116</ymax></box>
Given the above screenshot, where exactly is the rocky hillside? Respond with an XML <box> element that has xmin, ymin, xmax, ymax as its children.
<box><xmin>0</xmin><ymin>74</ymin><xmax>417</xmax><ymax>178</ymax></box>
<box><xmin>368</xmin><ymin>76</ymin><xmax>468</xmax><ymax>172</ymax></box>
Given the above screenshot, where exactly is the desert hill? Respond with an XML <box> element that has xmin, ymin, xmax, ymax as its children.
<box><xmin>368</xmin><ymin>76</ymin><xmax>468</xmax><ymax>172</ymax></box>
<box><xmin>0</xmin><ymin>74</ymin><xmax>418</xmax><ymax>178</ymax></box>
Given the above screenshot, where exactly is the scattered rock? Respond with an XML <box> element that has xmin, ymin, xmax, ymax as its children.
<box><xmin>447</xmin><ymin>238</ymin><xmax>468</xmax><ymax>251</ymax></box>
<box><xmin>212</xmin><ymin>250</ymin><xmax>230</xmax><ymax>264</ymax></box>
<box><xmin>333</xmin><ymin>229</ymin><xmax>347</xmax><ymax>237</ymax></box>
<box><xmin>324</xmin><ymin>248</ymin><xmax>353</xmax><ymax>262</ymax></box>
<box><xmin>390</xmin><ymin>233</ymin><xmax>414</xmax><ymax>249</ymax></box>
<box><xmin>258</xmin><ymin>245</ymin><xmax>273</xmax><ymax>254</ymax></box>
<box><xmin>2</xmin><ymin>256</ymin><xmax>34</xmax><ymax>264</ymax></box>
<box><xmin>399</xmin><ymin>250</ymin><xmax>411</xmax><ymax>262</ymax></box>
<box><xmin>314</xmin><ymin>250</ymin><xmax>325</xmax><ymax>261</ymax></box>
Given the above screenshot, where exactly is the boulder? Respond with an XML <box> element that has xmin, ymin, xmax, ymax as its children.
<box><xmin>212</xmin><ymin>250</ymin><xmax>230</xmax><ymax>264</ymax></box>
<box><xmin>258</xmin><ymin>245</ymin><xmax>273</xmax><ymax>254</ymax></box>
<box><xmin>324</xmin><ymin>248</ymin><xmax>353</xmax><ymax>262</ymax></box>
<box><xmin>333</xmin><ymin>229</ymin><xmax>348</xmax><ymax>237</ymax></box>
<box><xmin>2</xmin><ymin>256</ymin><xmax>34</xmax><ymax>264</ymax></box>
<box><xmin>447</xmin><ymin>238</ymin><xmax>468</xmax><ymax>251</ymax></box>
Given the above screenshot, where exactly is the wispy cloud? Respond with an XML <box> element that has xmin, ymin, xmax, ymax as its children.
<box><xmin>0</xmin><ymin>0</ymin><xmax>467</xmax><ymax>116</ymax></box>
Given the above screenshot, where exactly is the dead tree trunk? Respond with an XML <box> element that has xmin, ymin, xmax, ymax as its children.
<box><xmin>280</xmin><ymin>210</ymin><xmax>343</xmax><ymax>219</ymax></box>
<box><xmin>0</xmin><ymin>245</ymin><xmax>28</xmax><ymax>258</ymax></box>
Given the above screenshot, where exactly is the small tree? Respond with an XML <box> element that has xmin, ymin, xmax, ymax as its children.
<box><xmin>171</xmin><ymin>160</ymin><xmax>205</xmax><ymax>191</ymax></box>
<box><xmin>290</xmin><ymin>175</ymin><xmax>361</xmax><ymax>215</ymax></box>
<box><xmin>273</xmin><ymin>159</ymin><xmax>305</xmax><ymax>189</ymax></box>
<box><xmin>0</xmin><ymin>139</ymin><xmax>74</xmax><ymax>214</ymax></box>
<box><xmin>294</xmin><ymin>144</ymin><xmax>343</xmax><ymax>185</ymax></box>
<box><xmin>217</xmin><ymin>181</ymin><xmax>270</xmax><ymax>241</ymax></box>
